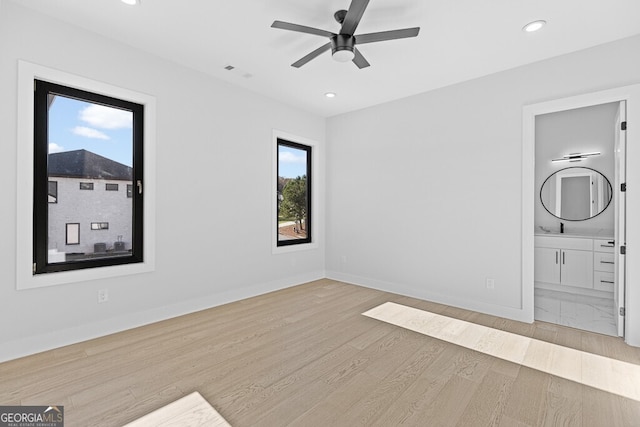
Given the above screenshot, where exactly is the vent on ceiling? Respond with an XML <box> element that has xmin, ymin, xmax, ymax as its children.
<box><xmin>223</xmin><ymin>64</ymin><xmax>253</xmax><ymax>79</ymax></box>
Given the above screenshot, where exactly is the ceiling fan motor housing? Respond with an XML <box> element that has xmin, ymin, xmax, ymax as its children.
<box><xmin>331</xmin><ymin>34</ymin><xmax>355</xmax><ymax>61</ymax></box>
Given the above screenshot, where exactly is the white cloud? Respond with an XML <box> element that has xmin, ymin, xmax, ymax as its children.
<box><xmin>49</xmin><ymin>142</ymin><xmax>64</xmax><ymax>153</ymax></box>
<box><xmin>279</xmin><ymin>151</ymin><xmax>306</xmax><ymax>163</ymax></box>
<box><xmin>72</xmin><ymin>126</ymin><xmax>110</xmax><ymax>140</ymax></box>
<box><xmin>79</xmin><ymin>104</ymin><xmax>132</xmax><ymax>129</ymax></box>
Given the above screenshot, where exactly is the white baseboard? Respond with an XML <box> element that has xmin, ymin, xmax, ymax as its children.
<box><xmin>326</xmin><ymin>270</ymin><xmax>532</xmax><ymax>324</ymax></box>
<box><xmin>3</xmin><ymin>269</ymin><xmax>538</xmax><ymax>363</ymax></box>
<box><xmin>0</xmin><ymin>270</ymin><xmax>325</xmax><ymax>363</ymax></box>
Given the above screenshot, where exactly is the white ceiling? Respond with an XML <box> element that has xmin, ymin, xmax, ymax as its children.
<box><xmin>11</xmin><ymin>0</ymin><xmax>640</xmax><ymax>117</ymax></box>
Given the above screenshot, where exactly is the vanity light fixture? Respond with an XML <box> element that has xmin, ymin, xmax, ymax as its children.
<box><xmin>523</xmin><ymin>20</ymin><xmax>546</xmax><ymax>33</ymax></box>
<box><xmin>551</xmin><ymin>151</ymin><xmax>601</xmax><ymax>163</ymax></box>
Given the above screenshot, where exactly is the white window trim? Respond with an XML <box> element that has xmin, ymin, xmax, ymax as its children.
<box><xmin>272</xmin><ymin>129</ymin><xmax>319</xmax><ymax>254</ymax></box>
<box><xmin>16</xmin><ymin>60</ymin><xmax>156</xmax><ymax>289</ymax></box>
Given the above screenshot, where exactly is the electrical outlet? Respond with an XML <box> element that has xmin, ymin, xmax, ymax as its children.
<box><xmin>486</xmin><ymin>278</ymin><xmax>495</xmax><ymax>290</ymax></box>
<box><xmin>98</xmin><ymin>289</ymin><xmax>109</xmax><ymax>303</ymax></box>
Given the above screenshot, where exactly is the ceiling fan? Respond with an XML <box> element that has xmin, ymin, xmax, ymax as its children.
<box><xmin>271</xmin><ymin>0</ymin><xmax>420</xmax><ymax>69</ymax></box>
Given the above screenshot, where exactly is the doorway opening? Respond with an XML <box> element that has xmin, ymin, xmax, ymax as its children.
<box><xmin>522</xmin><ymin>88</ymin><xmax>633</xmax><ymax>339</ymax></box>
<box><xmin>533</xmin><ymin>102</ymin><xmax>623</xmax><ymax>336</ymax></box>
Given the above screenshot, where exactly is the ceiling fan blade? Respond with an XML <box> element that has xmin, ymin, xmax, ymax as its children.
<box><xmin>291</xmin><ymin>42</ymin><xmax>332</xmax><ymax>68</ymax></box>
<box><xmin>356</xmin><ymin>27</ymin><xmax>420</xmax><ymax>44</ymax></box>
<box><xmin>340</xmin><ymin>0</ymin><xmax>370</xmax><ymax>36</ymax></box>
<box><xmin>271</xmin><ymin>21</ymin><xmax>335</xmax><ymax>38</ymax></box>
<box><xmin>352</xmin><ymin>48</ymin><xmax>370</xmax><ymax>69</ymax></box>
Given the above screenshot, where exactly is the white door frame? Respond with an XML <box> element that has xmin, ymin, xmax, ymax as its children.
<box><xmin>522</xmin><ymin>84</ymin><xmax>640</xmax><ymax>346</ymax></box>
<box><xmin>614</xmin><ymin>101</ymin><xmax>627</xmax><ymax>336</ymax></box>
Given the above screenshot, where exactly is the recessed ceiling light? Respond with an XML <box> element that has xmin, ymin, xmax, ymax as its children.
<box><xmin>325</xmin><ymin>92</ymin><xmax>336</xmax><ymax>98</ymax></box>
<box><xmin>121</xmin><ymin>0</ymin><xmax>139</xmax><ymax>5</ymax></box>
<box><xmin>523</xmin><ymin>20</ymin><xmax>546</xmax><ymax>33</ymax></box>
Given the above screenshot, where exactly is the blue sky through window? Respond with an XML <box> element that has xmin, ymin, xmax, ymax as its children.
<box><xmin>48</xmin><ymin>95</ymin><xmax>133</xmax><ymax>167</ymax></box>
<box><xmin>278</xmin><ymin>145</ymin><xmax>307</xmax><ymax>178</ymax></box>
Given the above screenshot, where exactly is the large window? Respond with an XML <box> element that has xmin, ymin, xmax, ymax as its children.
<box><xmin>33</xmin><ymin>80</ymin><xmax>144</xmax><ymax>274</ymax></box>
<box><xmin>277</xmin><ymin>139</ymin><xmax>312</xmax><ymax>246</ymax></box>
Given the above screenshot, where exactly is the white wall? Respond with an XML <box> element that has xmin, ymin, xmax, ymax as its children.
<box><xmin>535</xmin><ymin>103</ymin><xmax>618</xmax><ymax>234</ymax></box>
<box><xmin>0</xmin><ymin>2</ymin><xmax>325</xmax><ymax>361</ymax></box>
<box><xmin>325</xmin><ymin>34</ymin><xmax>640</xmax><ymax>330</ymax></box>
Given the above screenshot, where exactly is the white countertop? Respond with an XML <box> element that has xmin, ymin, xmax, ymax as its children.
<box><xmin>535</xmin><ymin>230</ymin><xmax>614</xmax><ymax>240</ymax></box>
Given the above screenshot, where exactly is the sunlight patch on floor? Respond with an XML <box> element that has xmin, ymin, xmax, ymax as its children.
<box><xmin>363</xmin><ymin>302</ymin><xmax>640</xmax><ymax>402</ymax></box>
<box><xmin>123</xmin><ymin>392</ymin><xmax>231</xmax><ymax>427</ymax></box>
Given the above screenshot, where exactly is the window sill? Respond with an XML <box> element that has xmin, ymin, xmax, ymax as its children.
<box><xmin>272</xmin><ymin>241</ymin><xmax>319</xmax><ymax>255</ymax></box>
<box><xmin>17</xmin><ymin>261</ymin><xmax>155</xmax><ymax>290</ymax></box>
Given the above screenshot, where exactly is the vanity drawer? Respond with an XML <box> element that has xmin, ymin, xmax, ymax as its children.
<box><xmin>594</xmin><ymin>271</ymin><xmax>615</xmax><ymax>292</ymax></box>
<box><xmin>594</xmin><ymin>239</ymin><xmax>615</xmax><ymax>253</ymax></box>
<box><xmin>594</xmin><ymin>252</ymin><xmax>615</xmax><ymax>272</ymax></box>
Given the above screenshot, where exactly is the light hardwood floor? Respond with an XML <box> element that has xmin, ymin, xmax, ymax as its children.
<box><xmin>1</xmin><ymin>279</ymin><xmax>639</xmax><ymax>426</ymax></box>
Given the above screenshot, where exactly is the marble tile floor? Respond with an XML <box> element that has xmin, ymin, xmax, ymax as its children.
<box><xmin>534</xmin><ymin>288</ymin><xmax>617</xmax><ymax>336</ymax></box>
<box><xmin>363</xmin><ymin>301</ymin><xmax>640</xmax><ymax>402</ymax></box>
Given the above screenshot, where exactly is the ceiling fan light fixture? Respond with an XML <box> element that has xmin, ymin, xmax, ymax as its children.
<box><xmin>331</xmin><ymin>34</ymin><xmax>355</xmax><ymax>62</ymax></box>
<box><xmin>523</xmin><ymin>20</ymin><xmax>546</xmax><ymax>33</ymax></box>
<box><xmin>333</xmin><ymin>49</ymin><xmax>355</xmax><ymax>62</ymax></box>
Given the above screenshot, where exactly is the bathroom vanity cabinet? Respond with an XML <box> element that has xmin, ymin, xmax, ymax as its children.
<box><xmin>593</xmin><ymin>239</ymin><xmax>615</xmax><ymax>291</ymax></box>
<box><xmin>534</xmin><ymin>235</ymin><xmax>614</xmax><ymax>292</ymax></box>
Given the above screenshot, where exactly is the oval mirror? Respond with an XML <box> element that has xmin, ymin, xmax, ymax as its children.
<box><xmin>540</xmin><ymin>167</ymin><xmax>612</xmax><ymax>221</ymax></box>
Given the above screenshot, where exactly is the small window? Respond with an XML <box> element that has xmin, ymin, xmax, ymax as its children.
<box><xmin>66</xmin><ymin>223</ymin><xmax>80</xmax><ymax>245</ymax></box>
<box><xmin>277</xmin><ymin>139</ymin><xmax>312</xmax><ymax>246</ymax></box>
<box><xmin>48</xmin><ymin>181</ymin><xmax>58</xmax><ymax>203</ymax></box>
<box><xmin>127</xmin><ymin>184</ymin><xmax>133</xmax><ymax>198</ymax></box>
<box><xmin>33</xmin><ymin>79</ymin><xmax>144</xmax><ymax>274</ymax></box>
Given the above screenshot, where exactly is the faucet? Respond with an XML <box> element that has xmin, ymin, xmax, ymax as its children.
<box><xmin>560</xmin><ymin>222</ymin><xmax>564</xmax><ymax>234</ymax></box>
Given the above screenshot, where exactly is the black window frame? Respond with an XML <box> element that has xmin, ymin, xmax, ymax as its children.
<box><xmin>276</xmin><ymin>138</ymin><xmax>312</xmax><ymax>247</ymax></box>
<box><xmin>79</xmin><ymin>182</ymin><xmax>94</xmax><ymax>190</ymax></box>
<box><xmin>105</xmin><ymin>183</ymin><xmax>119</xmax><ymax>191</ymax></box>
<box><xmin>33</xmin><ymin>79</ymin><xmax>144</xmax><ymax>274</ymax></box>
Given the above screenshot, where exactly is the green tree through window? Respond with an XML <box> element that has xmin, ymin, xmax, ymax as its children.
<box><xmin>281</xmin><ymin>175</ymin><xmax>307</xmax><ymax>236</ymax></box>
